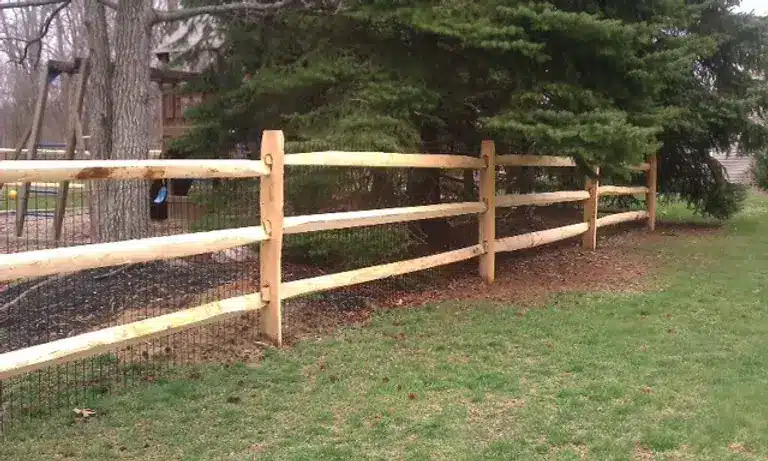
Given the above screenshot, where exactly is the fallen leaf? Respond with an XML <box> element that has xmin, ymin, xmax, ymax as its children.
<box><xmin>728</xmin><ymin>442</ymin><xmax>749</xmax><ymax>454</ymax></box>
<box><xmin>73</xmin><ymin>408</ymin><xmax>96</xmax><ymax>418</ymax></box>
<box><xmin>408</xmin><ymin>393</ymin><xmax>417</xmax><ymax>400</ymax></box>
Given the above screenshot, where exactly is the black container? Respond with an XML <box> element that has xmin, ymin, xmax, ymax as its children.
<box><xmin>150</xmin><ymin>179</ymin><xmax>168</xmax><ymax>220</ymax></box>
<box><xmin>170</xmin><ymin>178</ymin><xmax>194</xmax><ymax>196</ymax></box>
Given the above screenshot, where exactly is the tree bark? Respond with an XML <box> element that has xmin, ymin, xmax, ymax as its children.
<box><xmin>85</xmin><ymin>0</ymin><xmax>114</xmax><ymax>241</ymax></box>
<box><xmin>104</xmin><ymin>0</ymin><xmax>153</xmax><ymax>241</ymax></box>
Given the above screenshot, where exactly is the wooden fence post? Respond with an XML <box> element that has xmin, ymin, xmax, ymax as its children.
<box><xmin>582</xmin><ymin>167</ymin><xmax>600</xmax><ymax>250</ymax></box>
<box><xmin>259</xmin><ymin>130</ymin><xmax>285</xmax><ymax>345</ymax></box>
<box><xmin>479</xmin><ymin>140</ymin><xmax>496</xmax><ymax>283</ymax></box>
<box><xmin>646</xmin><ymin>154</ymin><xmax>658</xmax><ymax>231</ymax></box>
<box><xmin>16</xmin><ymin>63</ymin><xmax>51</xmax><ymax>237</ymax></box>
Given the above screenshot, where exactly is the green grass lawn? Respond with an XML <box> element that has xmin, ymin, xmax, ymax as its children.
<box><xmin>1</xmin><ymin>187</ymin><xmax>86</xmax><ymax>211</ymax></box>
<box><xmin>4</xmin><ymin>194</ymin><xmax>768</xmax><ymax>460</ymax></box>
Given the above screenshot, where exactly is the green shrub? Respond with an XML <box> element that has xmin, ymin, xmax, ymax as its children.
<box><xmin>283</xmin><ymin>226</ymin><xmax>415</xmax><ymax>270</ymax></box>
<box><xmin>700</xmin><ymin>182</ymin><xmax>748</xmax><ymax>221</ymax></box>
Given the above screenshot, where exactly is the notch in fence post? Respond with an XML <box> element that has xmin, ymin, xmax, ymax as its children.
<box><xmin>259</xmin><ymin>130</ymin><xmax>285</xmax><ymax>346</ymax></box>
<box><xmin>646</xmin><ymin>154</ymin><xmax>657</xmax><ymax>231</ymax></box>
<box><xmin>479</xmin><ymin>140</ymin><xmax>496</xmax><ymax>283</ymax></box>
<box><xmin>582</xmin><ymin>167</ymin><xmax>600</xmax><ymax>250</ymax></box>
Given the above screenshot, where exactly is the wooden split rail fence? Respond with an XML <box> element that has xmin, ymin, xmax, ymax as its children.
<box><xmin>0</xmin><ymin>131</ymin><xmax>657</xmax><ymax>380</ymax></box>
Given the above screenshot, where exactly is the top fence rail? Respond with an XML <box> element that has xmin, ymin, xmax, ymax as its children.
<box><xmin>0</xmin><ymin>132</ymin><xmax>658</xmax><ymax>382</ymax></box>
<box><xmin>0</xmin><ymin>159</ymin><xmax>271</xmax><ymax>183</ymax></box>
<box><xmin>496</xmin><ymin>154</ymin><xmax>577</xmax><ymax>167</ymax></box>
<box><xmin>284</xmin><ymin>151</ymin><xmax>485</xmax><ymax>169</ymax></box>
<box><xmin>0</xmin><ymin>153</ymin><xmax>651</xmax><ymax>184</ymax></box>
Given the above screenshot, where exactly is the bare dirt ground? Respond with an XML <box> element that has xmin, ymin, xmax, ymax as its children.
<box><xmin>0</xmin><ymin>209</ymin><xmax>188</xmax><ymax>253</ymax></box>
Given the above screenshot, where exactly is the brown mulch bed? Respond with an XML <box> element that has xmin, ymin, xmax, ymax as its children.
<box><xmin>0</xmin><ymin>205</ymin><xmax>725</xmax><ymax>366</ymax></box>
<box><xmin>131</xmin><ymin>218</ymin><xmax>723</xmax><ymax>365</ymax></box>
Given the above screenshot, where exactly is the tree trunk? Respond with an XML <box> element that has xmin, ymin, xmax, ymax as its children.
<box><xmin>85</xmin><ymin>0</ymin><xmax>154</xmax><ymax>242</ymax></box>
<box><xmin>105</xmin><ymin>0</ymin><xmax>153</xmax><ymax>241</ymax></box>
<box><xmin>505</xmin><ymin>166</ymin><xmax>536</xmax><ymax>194</ymax></box>
<box><xmin>84</xmin><ymin>0</ymin><xmax>114</xmax><ymax>241</ymax></box>
<box><xmin>463</xmin><ymin>169</ymin><xmax>475</xmax><ymax>200</ymax></box>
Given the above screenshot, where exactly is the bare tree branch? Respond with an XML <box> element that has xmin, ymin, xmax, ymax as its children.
<box><xmin>0</xmin><ymin>0</ymin><xmax>67</xmax><ymax>10</ymax></box>
<box><xmin>15</xmin><ymin>0</ymin><xmax>70</xmax><ymax>64</ymax></box>
<box><xmin>151</xmin><ymin>0</ymin><xmax>298</xmax><ymax>24</ymax></box>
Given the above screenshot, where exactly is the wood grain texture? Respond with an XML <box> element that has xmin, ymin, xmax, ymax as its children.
<box><xmin>0</xmin><ymin>226</ymin><xmax>268</xmax><ymax>282</ymax></box>
<box><xmin>259</xmin><ymin>130</ymin><xmax>285</xmax><ymax>345</ymax></box>
<box><xmin>496</xmin><ymin>191</ymin><xmax>590</xmax><ymax>208</ymax></box>
<box><xmin>496</xmin><ymin>223</ymin><xmax>589</xmax><ymax>253</ymax></box>
<box><xmin>496</xmin><ymin>154</ymin><xmax>577</xmax><ymax>167</ymax></box>
<box><xmin>646</xmin><ymin>155</ymin><xmax>658</xmax><ymax>231</ymax></box>
<box><xmin>0</xmin><ymin>159</ymin><xmax>270</xmax><ymax>183</ymax></box>
<box><xmin>596</xmin><ymin>211</ymin><xmax>650</xmax><ymax>228</ymax></box>
<box><xmin>479</xmin><ymin>140</ymin><xmax>496</xmax><ymax>283</ymax></box>
<box><xmin>0</xmin><ymin>293</ymin><xmax>262</xmax><ymax>380</ymax></box>
<box><xmin>0</xmin><ymin>148</ymin><xmax>162</xmax><ymax>158</ymax></box>
<box><xmin>54</xmin><ymin>57</ymin><xmax>90</xmax><ymax>241</ymax></box>
<box><xmin>16</xmin><ymin>64</ymin><xmax>51</xmax><ymax>237</ymax></box>
<box><xmin>284</xmin><ymin>202</ymin><xmax>486</xmax><ymax>234</ymax></box>
<box><xmin>284</xmin><ymin>151</ymin><xmax>484</xmax><ymax>169</ymax></box>
<box><xmin>583</xmin><ymin>169</ymin><xmax>599</xmax><ymax>250</ymax></box>
<box><xmin>282</xmin><ymin>245</ymin><xmax>485</xmax><ymax>300</ymax></box>
<box><xmin>597</xmin><ymin>186</ymin><xmax>649</xmax><ymax>196</ymax></box>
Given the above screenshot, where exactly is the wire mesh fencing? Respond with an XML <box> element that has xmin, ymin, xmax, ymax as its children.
<box><xmin>0</xmin><ymin>140</ymin><xmax>651</xmax><ymax>433</ymax></box>
<box><xmin>0</xmin><ymin>171</ymin><xmax>262</xmax><ymax>432</ymax></box>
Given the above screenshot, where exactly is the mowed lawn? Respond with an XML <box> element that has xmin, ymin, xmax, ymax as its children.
<box><xmin>4</xmin><ymin>195</ymin><xmax>768</xmax><ymax>460</ymax></box>
<box><xmin>1</xmin><ymin>187</ymin><xmax>85</xmax><ymax>211</ymax></box>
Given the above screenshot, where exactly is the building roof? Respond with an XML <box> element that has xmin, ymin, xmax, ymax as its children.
<box><xmin>153</xmin><ymin>15</ymin><xmax>224</xmax><ymax>73</ymax></box>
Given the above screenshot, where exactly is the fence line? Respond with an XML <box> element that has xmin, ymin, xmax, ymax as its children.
<box><xmin>0</xmin><ymin>130</ymin><xmax>657</xmax><ymax>381</ymax></box>
<box><xmin>0</xmin><ymin>293</ymin><xmax>262</xmax><ymax>380</ymax></box>
<box><xmin>284</xmin><ymin>151</ymin><xmax>485</xmax><ymax>169</ymax></box>
<box><xmin>496</xmin><ymin>191</ymin><xmax>591</xmax><ymax>208</ymax></box>
<box><xmin>283</xmin><ymin>202</ymin><xmax>486</xmax><ymax>235</ymax></box>
<box><xmin>0</xmin><ymin>159</ymin><xmax>270</xmax><ymax>183</ymax></box>
<box><xmin>496</xmin><ymin>222</ymin><xmax>591</xmax><ymax>253</ymax></box>
<box><xmin>597</xmin><ymin>185</ymin><xmax>650</xmax><ymax>196</ymax></box>
<box><xmin>281</xmin><ymin>245</ymin><xmax>485</xmax><ymax>300</ymax></box>
<box><xmin>597</xmin><ymin>211</ymin><xmax>651</xmax><ymax>228</ymax></box>
<box><xmin>0</xmin><ymin>147</ymin><xmax>163</xmax><ymax>159</ymax></box>
<box><xmin>0</xmin><ymin>226</ymin><xmax>269</xmax><ymax>282</ymax></box>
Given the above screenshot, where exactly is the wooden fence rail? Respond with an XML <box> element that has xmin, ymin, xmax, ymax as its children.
<box><xmin>0</xmin><ymin>131</ymin><xmax>658</xmax><ymax>380</ymax></box>
<box><xmin>284</xmin><ymin>202</ymin><xmax>486</xmax><ymax>235</ymax></box>
<box><xmin>496</xmin><ymin>191</ymin><xmax>590</xmax><ymax>208</ymax></box>
<box><xmin>0</xmin><ymin>159</ymin><xmax>270</xmax><ymax>183</ymax></box>
<box><xmin>0</xmin><ymin>226</ymin><xmax>269</xmax><ymax>282</ymax></box>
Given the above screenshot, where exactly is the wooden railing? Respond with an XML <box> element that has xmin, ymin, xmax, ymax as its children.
<box><xmin>0</xmin><ymin>131</ymin><xmax>657</xmax><ymax>380</ymax></box>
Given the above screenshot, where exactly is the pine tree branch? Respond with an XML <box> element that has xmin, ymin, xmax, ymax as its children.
<box><xmin>0</xmin><ymin>0</ymin><xmax>67</xmax><ymax>10</ymax></box>
<box><xmin>151</xmin><ymin>0</ymin><xmax>297</xmax><ymax>24</ymax></box>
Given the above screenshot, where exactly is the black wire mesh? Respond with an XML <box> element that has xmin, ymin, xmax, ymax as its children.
<box><xmin>281</xmin><ymin>141</ymin><xmax>484</xmax><ymax>340</ymax></box>
<box><xmin>0</xmin><ymin>169</ymin><xmax>261</xmax><ymax>433</ymax></box>
<box><xmin>0</xmin><ymin>142</ymin><xmax>649</xmax><ymax>433</ymax></box>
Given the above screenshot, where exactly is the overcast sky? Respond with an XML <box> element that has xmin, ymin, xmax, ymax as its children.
<box><xmin>737</xmin><ymin>0</ymin><xmax>768</xmax><ymax>15</ymax></box>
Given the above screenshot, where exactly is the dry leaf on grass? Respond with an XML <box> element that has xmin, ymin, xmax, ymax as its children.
<box><xmin>73</xmin><ymin>408</ymin><xmax>96</xmax><ymax>418</ymax></box>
